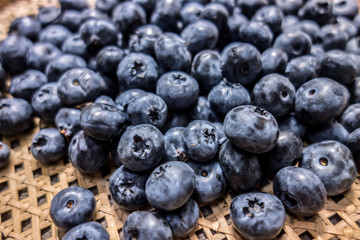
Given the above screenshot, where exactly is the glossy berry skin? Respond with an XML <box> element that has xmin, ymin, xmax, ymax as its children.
<box><xmin>275</xmin><ymin>0</ymin><xmax>303</xmax><ymax>15</ymax></box>
<box><xmin>55</xmin><ymin>107</ymin><xmax>81</xmax><ymax>138</ymax></box>
<box><xmin>213</xmin><ymin>122</ymin><xmax>227</xmax><ymax>145</ymax></box>
<box><xmin>261</xmin><ymin>48</ymin><xmax>288</xmax><ymax>75</ymax></box>
<box><xmin>224</xmin><ymin>105</ymin><xmax>279</xmax><ymax>154</ymax></box>
<box><xmin>154</xmin><ymin>33</ymin><xmax>192</xmax><ymax>73</ymax></box>
<box><xmin>127</xmin><ymin>92</ymin><xmax>167</xmax><ymax>129</ymax></box>
<box><xmin>10</xmin><ymin>70</ymin><xmax>48</xmax><ymax>101</ymax></box>
<box><xmin>118</xmin><ymin>124</ymin><xmax>164</xmax><ymax>172</ymax></box>
<box><xmin>285</xmin><ymin>55</ymin><xmax>320</xmax><ymax>89</ymax></box>
<box><xmin>274</xmin><ymin>31</ymin><xmax>311</xmax><ymax>59</ymax></box>
<box><xmin>253</xmin><ymin>74</ymin><xmax>295</xmax><ymax>118</ymax></box>
<box><xmin>189</xmin><ymin>96</ymin><xmax>220</xmax><ymax>122</ymax></box>
<box><xmin>252</xmin><ymin>5</ymin><xmax>283</xmax><ymax>35</ymax></box>
<box><xmin>346</xmin><ymin>128</ymin><xmax>360</xmax><ymax>169</ymax></box>
<box><xmin>80</xmin><ymin>103</ymin><xmax>127</xmax><ymax>141</ymax></box>
<box><xmin>180</xmin><ymin>20</ymin><xmax>219</xmax><ymax>54</ymax></box>
<box><xmin>286</xmin><ymin>20</ymin><xmax>320</xmax><ymax>43</ymax></box>
<box><xmin>159</xmin><ymin>198</ymin><xmax>199</xmax><ymax>238</ymax></box>
<box><xmin>94</xmin><ymin>95</ymin><xmax>116</xmax><ymax>106</ymax></box>
<box><xmin>226</xmin><ymin>9</ymin><xmax>248</xmax><ymax>42</ymax></box>
<box><xmin>50</xmin><ymin>186</ymin><xmax>96</xmax><ymax>231</ymax></box>
<box><xmin>80</xmin><ymin>19</ymin><xmax>117</xmax><ymax>50</ymax></box>
<box><xmin>62</xmin><ymin>222</ymin><xmax>109</xmax><ymax>240</ymax></box>
<box><xmin>238</xmin><ymin>21</ymin><xmax>273</xmax><ymax>52</ymax></box>
<box><xmin>0</xmin><ymin>98</ymin><xmax>33</xmax><ymax>135</ymax></box>
<box><xmin>187</xmin><ymin>160</ymin><xmax>226</xmax><ymax>203</ymax></box>
<box><xmin>333</xmin><ymin>0</ymin><xmax>359</xmax><ymax>19</ymax></box>
<box><xmin>57</xmin><ymin>68</ymin><xmax>103</xmax><ymax>106</ymax></box>
<box><xmin>201</xmin><ymin>3</ymin><xmax>228</xmax><ymax>30</ymax></box>
<box><xmin>59</xmin><ymin>0</ymin><xmax>89</xmax><ymax>11</ymax></box>
<box><xmin>237</xmin><ymin>0</ymin><xmax>267</xmax><ymax>19</ymax></box>
<box><xmin>115</xmin><ymin>88</ymin><xmax>145</xmax><ymax>112</ymax></box>
<box><xmin>9</xmin><ymin>16</ymin><xmax>41</xmax><ymax>41</ymax></box>
<box><xmin>68</xmin><ymin>130</ymin><xmax>108</xmax><ymax>173</ymax></box>
<box><xmin>150</xmin><ymin>0</ymin><xmax>182</xmax><ymax>33</ymax></box>
<box><xmin>208</xmin><ymin>80</ymin><xmax>250</xmax><ymax>115</ymax></box>
<box><xmin>221</xmin><ymin>42</ymin><xmax>261</xmax><ymax>86</ymax></box>
<box><xmin>183</xmin><ymin>120</ymin><xmax>218</xmax><ymax>162</ymax></box>
<box><xmin>163</xmin><ymin>127</ymin><xmax>187</xmax><ymax>162</ymax></box>
<box><xmin>39</xmin><ymin>25</ymin><xmax>72</xmax><ymax>48</ymax></box>
<box><xmin>128</xmin><ymin>24</ymin><xmax>163</xmax><ymax>57</ymax></box>
<box><xmin>0</xmin><ymin>34</ymin><xmax>32</xmax><ymax>75</ymax></box>
<box><xmin>123</xmin><ymin>211</ymin><xmax>172</xmax><ymax>240</ymax></box>
<box><xmin>191</xmin><ymin>50</ymin><xmax>222</xmax><ymax>93</ymax></box>
<box><xmin>320</xmin><ymin>50</ymin><xmax>358</xmax><ymax>86</ymax></box>
<box><xmin>300</xmin><ymin>140</ymin><xmax>357</xmax><ymax>196</ymax></box>
<box><xmin>0</xmin><ymin>142</ymin><xmax>10</xmax><ymax>168</ymax></box>
<box><xmin>37</xmin><ymin>6</ymin><xmax>61</xmax><ymax>26</ymax></box>
<box><xmin>260</xmin><ymin>131</ymin><xmax>302</xmax><ymax>178</ymax></box>
<box><xmin>96</xmin><ymin>46</ymin><xmax>124</xmax><ymax>76</ymax></box>
<box><xmin>145</xmin><ymin>161</ymin><xmax>195</xmax><ymax>211</ymax></box>
<box><xmin>298</xmin><ymin>0</ymin><xmax>333</xmax><ymax>26</ymax></box>
<box><xmin>80</xmin><ymin>9</ymin><xmax>110</xmax><ymax>23</ymax></box>
<box><xmin>109</xmin><ymin>165</ymin><xmax>148</xmax><ymax>210</ymax></box>
<box><xmin>45</xmin><ymin>54</ymin><xmax>87</xmax><ymax>82</ymax></box>
<box><xmin>95</xmin><ymin>0</ymin><xmax>119</xmax><ymax>14</ymax></box>
<box><xmin>295</xmin><ymin>78</ymin><xmax>349</xmax><ymax>124</ymax></box>
<box><xmin>60</xmin><ymin>10</ymin><xmax>82</xmax><ymax>32</ymax></box>
<box><xmin>278</xmin><ymin>113</ymin><xmax>306</xmax><ymax>138</ymax></box>
<box><xmin>162</xmin><ymin>111</ymin><xmax>191</xmax><ymax>133</ymax></box>
<box><xmin>230</xmin><ymin>192</ymin><xmax>286</xmax><ymax>240</ymax></box>
<box><xmin>306</xmin><ymin>121</ymin><xmax>349</xmax><ymax>144</ymax></box>
<box><xmin>273</xmin><ymin>166</ymin><xmax>327</xmax><ymax>216</ymax></box>
<box><xmin>317</xmin><ymin>25</ymin><xmax>348</xmax><ymax>51</ymax></box>
<box><xmin>219</xmin><ymin>140</ymin><xmax>261</xmax><ymax>192</ymax></box>
<box><xmin>156</xmin><ymin>71</ymin><xmax>199</xmax><ymax>110</ymax></box>
<box><xmin>340</xmin><ymin>103</ymin><xmax>360</xmax><ymax>133</ymax></box>
<box><xmin>180</xmin><ymin>2</ymin><xmax>204</xmax><ymax>26</ymax></box>
<box><xmin>26</xmin><ymin>42</ymin><xmax>62</xmax><ymax>71</ymax></box>
<box><xmin>31</xmin><ymin>128</ymin><xmax>67</xmax><ymax>164</ymax></box>
<box><xmin>61</xmin><ymin>34</ymin><xmax>90</xmax><ymax>60</ymax></box>
<box><xmin>117</xmin><ymin>53</ymin><xmax>159</xmax><ymax>91</ymax></box>
<box><xmin>112</xmin><ymin>2</ymin><xmax>146</xmax><ymax>35</ymax></box>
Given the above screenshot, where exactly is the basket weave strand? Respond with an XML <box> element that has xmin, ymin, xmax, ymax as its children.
<box><xmin>1</xmin><ymin>0</ymin><xmax>360</xmax><ymax>239</ymax></box>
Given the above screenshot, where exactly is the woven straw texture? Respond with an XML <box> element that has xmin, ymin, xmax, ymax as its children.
<box><xmin>1</xmin><ymin>0</ymin><xmax>360</xmax><ymax>239</ymax></box>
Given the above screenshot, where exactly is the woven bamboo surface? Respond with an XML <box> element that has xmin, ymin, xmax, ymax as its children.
<box><xmin>1</xmin><ymin>0</ymin><xmax>360</xmax><ymax>239</ymax></box>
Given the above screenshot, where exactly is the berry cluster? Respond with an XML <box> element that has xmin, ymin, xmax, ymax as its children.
<box><xmin>0</xmin><ymin>0</ymin><xmax>359</xmax><ymax>239</ymax></box>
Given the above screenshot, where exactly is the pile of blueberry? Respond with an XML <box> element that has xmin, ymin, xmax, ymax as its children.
<box><xmin>0</xmin><ymin>0</ymin><xmax>360</xmax><ymax>239</ymax></box>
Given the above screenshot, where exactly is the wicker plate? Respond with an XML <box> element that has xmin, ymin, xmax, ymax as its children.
<box><xmin>1</xmin><ymin>1</ymin><xmax>360</xmax><ymax>239</ymax></box>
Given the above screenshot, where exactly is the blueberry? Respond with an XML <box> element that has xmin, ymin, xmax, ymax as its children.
<box><xmin>50</xmin><ymin>186</ymin><xmax>96</xmax><ymax>230</ymax></box>
<box><xmin>10</xmin><ymin>70</ymin><xmax>48</xmax><ymax>101</ymax></box>
<box><xmin>94</xmin><ymin>95</ymin><xmax>116</xmax><ymax>106</ymax></box>
<box><xmin>239</xmin><ymin>21</ymin><xmax>273</xmax><ymax>52</ymax></box>
<box><xmin>80</xmin><ymin>19</ymin><xmax>117</xmax><ymax>51</ymax></box>
<box><xmin>96</xmin><ymin>46</ymin><xmax>125</xmax><ymax>76</ymax></box>
<box><xmin>118</xmin><ymin>124</ymin><xmax>164</xmax><ymax>172</ymax></box>
<box><xmin>187</xmin><ymin>160</ymin><xmax>226</xmax><ymax>203</ymax></box>
<box><xmin>57</xmin><ymin>68</ymin><xmax>104</xmax><ymax>106</ymax></box>
<box><xmin>31</xmin><ymin>128</ymin><xmax>67</xmax><ymax>164</ymax></box>
<box><xmin>260</xmin><ymin>131</ymin><xmax>302</xmax><ymax>178</ymax></box>
<box><xmin>346</xmin><ymin>37</ymin><xmax>360</xmax><ymax>55</ymax></box>
<box><xmin>252</xmin><ymin>5</ymin><xmax>284</xmax><ymax>35</ymax></box>
<box><xmin>39</xmin><ymin>25</ymin><xmax>72</xmax><ymax>48</ymax></box>
<box><xmin>278</xmin><ymin>113</ymin><xmax>306</xmax><ymax>138</ymax></box>
<box><xmin>0</xmin><ymin>142</ymin><xmax>10</xmax><ymax>168</ymax></box>
<box><xmin>320</xmin><ymin>50</ymin><xmax>357</xmax><ymax>86</ymax></box>
<box><xmin>306</xmin><ymin>121</ymin><xmax>349</xmax><ymax>144</ymax></box>
<box><xmin>0</xmin><ymin>34</ymin><xmax>32</xmax><ymax>75</ymax></box>
<box><xmin>180</xmin><ymin>20</ymin><xmax>219</xmax><ymax>54</ymax></box>
<box><xmin>59</xmin><ymin>0</ymin><xmax>89</xmax><ymax>11</ymax></box>
<box><xmin>159</xmin><ymin>198</ymin><xmax>199</xmax><ymax>238</ymax></box>
<box><xmin>230</xmin><ymin>192</ymin><xmax>286</xmax><ymax>240</ymax></box>
<box><xmin>156</xmin><ymin>71</ymin><xmax>199</xmax><ymax>110</ymax></box>
<box><xmin>316</xmin><ymin>24</ymin><xmax>348</xmax><ymax>51</ymax></box>
<box><xmin>336</xmin><ymin>16</ymin><xmax>357</xmax><ymax>39</ymax></box>
<box><xmin>298</xmin><ymin>0</ymin><xmax>333</xmax><ymax>26</ymax></box>
<box><xmin>236</xmin><ymin>0</ymin><xmax>267</xmax><ymax>19</ymax></box>
<box><xmin>150</xmin><ymin>0</ymin><xmax>182</xmax><ymax>32</ymax></box>
<box><xmin>287</xmin><ymin>20</ymin><xmax>321</xmax><ymax>43</ymax></box>
<box><xmin>69</xmin><ymin>130</ymin><xmax>108</xmax><ymax>173</ymax></box>
<box><xmin>310</xmin><ymin>44</ymin><xmax>326</xmax><ymax>59</ymax></box>
<box><xmin>333</xmin><ymin>0</ymin><xmax>359</xmax><ymax>19</ymax></box>
<box><xmin>281</xmin><ymin>15</ymin><xmax>300</xmax><ymax>31</ymax></box>
<box><xmin>346</xmin><ymin>128</ymin><xmax>360</xmax><ymax>169</ymax></box>
<box><xmin>117</xmin><ymin>53</ymin><xmax>159</xmax><ymax>91</ymax></box>
<box><xmin>219</xmin><ymin>140</ymin><xmax>262</xmax><ymax>192</ymax></box>
<box><xmin>132</xmin><ymin>0</ymin><xmax>156</xmax><ymax>16</ymax></box>
<box><xmin>285</xmin><ymin>55</ymin><xmax>321</xmax><ymax>89</ymax></box>
<box><xmin>37</xmin><ymin>6</ymin><xmax>61</xmax><ymax>26</ymax></box>
<box><xmin>123</xmin><ymin>211</ymin><xmax>173</xmax><ymax>240</ymax></box>
<box><xmin>115</xmin><ymin>88</ymin><xmax>145</xmax><ymax>112</ymax></box>
<box><xmin>80</xmin><ymin>103</ymin><xmax>126</xmax><ymax>141</ymax></box>
<box><xmin>112</xmin><ymin>2</ymin><xmax>146</xmax><ymax>35</ymax></box>
<box><xmin>261</xmin><ymin>48</ymin><xmax>288</xmax><ymax>75</ymax></box>
<box><xmin>95</xmin><ymin>0</ymin><xmax>118</xmax><ymax>14</ymax></box>
<box><xmin>127</xmin><ymin>92</ymin><xmax>168</xmax><ymax>129</ymax></box>
<box><xmin>45</xmin><ymin>54</ymin><xmax>87</xmax><ymax>82</ymax></box>
<box><xmin>180</xmin><ymin>2</ymin><xmax>204</xmax><ymax>26</ymax></box>
<box><xmin>339</xmin><ymin>103</ymin><xmax>360</xmax><ymax>133</ymax></box>
<box><xmin>226</xmin><ymin>9</ymin><xmax>248</xmax><ymax>42</ymax></box>
<box><xmin>224</xmin><ymin>105</ymin><xmax>279</xmax><ymax>153</ymax></box>
<box><xmin>128</xmin><ymin>24</ymin><xmax>163</xmax><ymax>57</ymax></box>
<box><xmin>154</xmin><ymin>33</ymin><xmax>192</xmax><ymax>73</ymax></box>
<box><xmin>221</xmin><ymin>42</ymin><xmax>262</xmax><ymax>86</ymax></box>
<box><xmin>191</xmin><ymin>50</ymin><xmax>222</xmax><ymax>93</ymax></box>
<box><xmin>295</xmin><ymin>77</ymin><xmax>350</xmax><ymax>124</ymax></box>
<box><xmin>62</xmin><ymin>34</ymin><xmax>90</xmax><ymax>60</ymax></box>
<box><xmin>189</xmin><ymin>96</ymin><xmax>220</xmax><ymax>122</ymax></box>
<box><xmin>55</xmin><ymin>107</ymin><xmax>81</xmax><ymax>138</ymax></box>
<box><xmin>163</xmin><ymin>127</ymin><xmax>188</xmax><ymax>162</ymax></box>
<box><xmin>162</xmin><ymin>111</ymin><xmax>191</xmax><ymax>133</ymax></box>
<box><xmin>62</xmin><ymin>222</ymin><xmax>109</xmax><ymax>240</ymax></box>
<box><xmin>273</xmin><ymin>166</ymin><xmax>327</xmax><ymax>216</ymax></box>
<box><xmin>8</xmin><ymin>16</ymin><xmax>41</xmax><ymax>41</ymax></box>
<box><xmin>109</xmin><ymin>165</ymin><xmax>148</xmax><ymax>210</ymax></box>
<box><xmin>183</xmin><ymin>120</ymin><xmax>218</xmax><ymax>162</ymax></box>
<box><xmin>273</xmin><ymin>31</ymin><xmax>312</xmax><ymax>59</ymax></box>
<box><xmin>208</xmin><ymin>80</ymin><xmax>250</xmax><ymax>115</ymax></box>
<box><xmin>26</xmin><ymin>42</ymin><xmax>62</xmax><ymax>71</ymax></box>
<box><xmin>0</xmin><ymin>98</ymin><xmax>33</xmax><ymax>135</ymax></box>
<box><xmin>212</xmin><ymin>122</ymin><xmax>227</xmax><ymax>145</ymax></box>
<box><xmin>301</xmin><ymin>141</ymin><xmax>357</xmax><ymax>196</ymax></box>
<box><xmin>145</xmin><ymin>161</ymin><xmax>195</xmax><ymax>211</ymax></box>
<box><xmin>59</xmin><ymin>10</ymin><xmax>82</xmax><ymax>32</ymax></box>
<box><xmin>80</xmin><ymin>8</ymin><xmax>110</xmax><ymax>23</ymax></box>
<box><xmin>275</xmin><ymin>0</ymin><xmax>303</xmax><ymax>15</ymax></box>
